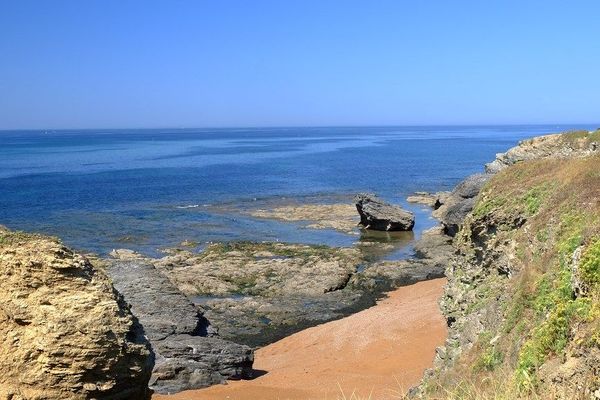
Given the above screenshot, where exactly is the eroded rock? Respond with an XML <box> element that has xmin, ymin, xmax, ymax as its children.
<box><xmin>151</xmin><ymin>242</ymin><xmax>361</xmax><ymax>298</ymax></box>
<box><xmin>485</xmin><ymin>131</ymin><xmax>600</xmax><ymax>174</ymax></box>
<box><xmin>433</xmin><ymin>174</ymin><xmax>491</xmax><ymax>236</ymax></box>
<box><xmin>0</xmin><ymin>228</ymin><xmax>152</xmax><ymax>400</ymax></box>
<box><xmin>354</xmin><ymin>193</ymin><xmax>415</xmax><ymax>231</ymax></box>
<box><xmin>111</xmin><ymin>238</ymin><xmax>448</xmax><ymax>348</ymax></box>
<box><xmin>106</xmin><ymin>259</ymin><xmax>253</xmax><ymax>394</ymax></box>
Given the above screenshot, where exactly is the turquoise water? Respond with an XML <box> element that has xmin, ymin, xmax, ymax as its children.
<box><xmin>0</xmin><ymin>125</ymin><xmax>592</xmax><ymax>255</ymax></box>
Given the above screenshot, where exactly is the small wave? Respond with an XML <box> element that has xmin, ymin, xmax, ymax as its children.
<box><xmin>176</xmin><ymin>204</ymin><xmax>200</xmax><ymax>209</ymax></box>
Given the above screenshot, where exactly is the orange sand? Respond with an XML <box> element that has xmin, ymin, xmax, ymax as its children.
<box><xmin>154</xmin><ymin>278</ymin><xmax>447</xmax><ymax>400</ymax></box>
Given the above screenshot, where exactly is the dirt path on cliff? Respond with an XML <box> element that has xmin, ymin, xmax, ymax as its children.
<box><xmin>154</xmin><ymin>278</ymin><xmax>447</xmax><ymax>400</ymax></box>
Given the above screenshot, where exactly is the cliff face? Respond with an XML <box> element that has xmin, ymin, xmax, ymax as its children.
<box><xmin>418</xmin><ymin>130</ymin><xmax>600</xmax><ymax>399</ymax></box>
<box><xmin>0</xmin><ymin>228</ymin><xmax>153</xmax><ymax>400</ymax></box>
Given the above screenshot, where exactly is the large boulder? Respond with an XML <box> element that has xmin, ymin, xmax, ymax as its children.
<box><xmin>107</xmin><ymin>257</ymin><xmax>254</xmax><ymax>394</ymax></box>
<box><xmin>0</xmin><ymin>228</ymin><xmax>153</xmax><ymax>400</ymax></box>
<box><xmin>354</xmin><ymin>193</ymin><xmax>415</xmax><ymax>231</ymax></box>
<box><xmin>452</xmin><ymin>174</ymin><xmax>490</xmax><ymax>199</ymax></box>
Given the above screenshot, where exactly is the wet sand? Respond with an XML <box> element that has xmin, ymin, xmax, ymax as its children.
<box><xmin>154</xmin><ymin>278</ymin><xmax>447</xmax><ymax>400</ymax></box>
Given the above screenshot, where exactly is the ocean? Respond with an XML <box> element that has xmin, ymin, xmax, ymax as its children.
<box><xmin>0</xmin><ymin>125</ymin><xmax>592</xmax><ymax>256</ymax></box>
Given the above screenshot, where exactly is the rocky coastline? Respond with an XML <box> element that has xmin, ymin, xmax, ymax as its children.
<box><xmin>109</xmin><ymin>195</ymin><xmax>451</xmax><ymax>350</ymax></box>
<box><xmin>2</xmin><ymin>129</ymin><xmax>598</xmax><ymax>399</ymax></box>
<box><xmin>413</xmin><ymin>129</ymin><xmax>600</xmax><ymax>398</ymax></box>
<box><xmin>0</xmin><ymin>181</ymin><xmax>455</xmax><ymax>397</ymax></box>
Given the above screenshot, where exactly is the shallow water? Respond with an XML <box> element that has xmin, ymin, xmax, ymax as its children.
<box><xmin>0</xmin><ymin>125</ymin><xmax>592</xmax><ymax>255</ymax></box>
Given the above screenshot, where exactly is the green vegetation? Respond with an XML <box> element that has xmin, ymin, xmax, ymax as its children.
<box><xmin>560</xmin><ymin>128</ymin><xmax>600</xmax><ymax>144</ymax></box>
<box><xmin>222</xmin><ymin>274</ymin><xmax>258</xmax><ymax>292</ymax></box>
<box><xmin>522</xmin><ymin>185</ymin><xmax>549</xmax><ymax>215</ymax></box>
<box><xmin>534</xmin><ymin>228</ymin><xmax>548</xmax><ymax>243</ymax></box>
<box><xmin>502</xmin><ymin>291</ymin><xmax>525</xmax><ymax>334</ymax></box>
<box><xmin>473</xmin><ymin>333</ymin><xmax>504</xmax><ymax>372</ymax></box>
<box><xmin>201</xmin><ymin>241</ymin><xmax>335</xmax><ymax>260</ymax></box>
<box><xmin>579</xmin><ymin>239</ymin><xmax>600</xmax><ymax>292</ymax></box>
<box><xmin>516</xmin><ymin>297</ymin><xmax>589</xmax><ymax>388</ymax></box>
<box><xmin>472</xmin><ymin>196</ymin><xmax>506</xmax><ymax>218</ymax></box>
<box><xmin>472</xmin><ymin>182</ymin><xmax>553</xmax><ymax>219</ymax></box>
<box><xmin>424</xmin><ymin>151</ymin><xmax>600</xmax><ymax>399</ymax></box>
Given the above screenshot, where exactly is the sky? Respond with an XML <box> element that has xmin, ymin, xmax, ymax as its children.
<box><xmin>0</xmin><ymin>1</ymin><xmax>599</xmax><ymax>129</ymax></box>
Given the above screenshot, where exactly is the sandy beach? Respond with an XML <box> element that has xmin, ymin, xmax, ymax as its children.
<box><xmin>154</xmin><ymin>278</ymin><xmax>447</xmax><ymax>400</ymax></box>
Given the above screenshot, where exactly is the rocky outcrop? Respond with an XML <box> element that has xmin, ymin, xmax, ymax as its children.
<box><xmin>406</xmin><ymin>191</ymin><xmax>449</xmax><ymax>209</ymax></box>
<box><xmin>106</xmin><ymin>257</ymin><xmax>253</xmax><ymax>394</ymax></box>
<box><xmin>151</xmin><ymin>243</ymin><xmax>361</xmax><ymax>298</ymax></box>
<box><xmin>0</xmin><ymin>228</ymin><xmax>152</xmax><ymax>400</ymax></box>
<box><xmin>485</xmin><ymin>130</ymin><xmax>599</xmax><ymax>173</ymax></box>
<box><xmin>250</xmin><ymin>203</ymin><xmax>359</xmax><ymax>233</ymax></box>
<box><xmin>111</xmin><ymin>237</ymin><xmax>450</xmax><ymax>348</ymax></box>
<box><xmin>413</xmin><ymin>226</ymin><xmax>454</xmax><ymax>269</ymax></box>
<box><xmin>351</xmin><ymin>226</ymin><xmax>451</xmax><ymax>292</ymax></box>
<box><xmin>111</xmin><ymin>243</ymin><xmax>365</xmax><ymax>347</ymax></box>
<box><xmin>433</xmin><ymin>130</ymin><xmax>600</xmax><ymax>238</ymax></box>
<box><xmin>354</xmin><ymin>193</ymin><xmax>415</xmax><ymax>231</ymax></box>
<box><xmin>413</xmin><ymin>131</ymin><xmax>600</xmax><ymax>399</ymax></box>
<box><xmin>433</xmin><ymin>174</ymin><xmax>491</xmax><ymax>236</ymax></box>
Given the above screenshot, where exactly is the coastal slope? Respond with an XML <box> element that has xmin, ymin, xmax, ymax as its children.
<box><xmin>418</xmin><ymin>130</ymin><xmax>600</xmax><ymax>399</ymax></box>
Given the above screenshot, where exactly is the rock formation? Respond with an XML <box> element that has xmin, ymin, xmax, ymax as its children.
<box><xmin>433</xmin><ymin>173</ymin><xmax>491</xmax><ymax>236</ymax></box>
<box><xmin>250</xmin><ymin>203</ymin><xmax>359</xmax><ymax>233</ymax></box>
<box><xmin>406</xmin><ymin>191</ymin><xmax>448</xmax><ymax>209</ymax></box>
<box><xmin>432</xmin><ymin>130</ymin><xmax>600</xmax><ymax>238</ymax></box>
<box><xmin>485</xmin><ymin>130</ymin><xmax>599</xmax><ymax>173</ymax></box>
<box><xmin>0</xmin><ymin>228</ymin><xmax>152</xmax><ymax>400</ymax></box>
<box><xmin>110</xmin><ymin>234</ymin><xmax>451</xmax><ymax>349</ymax></box>
<box><xmin>111</xmin><ymin>243</ymin><xmax>365</xmax><ymax>347</ymax></box>
<box><xmin>106</xmin><ymin>256</ymin><xmax>254</xmax><ymax>394</ymax></box>
<box><xmin>354</xmin><ymin>193</ymin><xmax>415</xmax><ymax>231</ymax></box>
<box><xmin>413</xmin><ymin>130</ymin><xmax>600</xmax><ymax>399</ymax></box>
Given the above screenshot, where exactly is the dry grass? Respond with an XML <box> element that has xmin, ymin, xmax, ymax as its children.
<box><xmin>424</xmin><ymin>154</ymin><xmax>600</xmax><ymax>399</ymax></box>
<box><xmin>336</xmin><ymin>372</ymin><xmax>596</xmax><ymax>400</ymax></box>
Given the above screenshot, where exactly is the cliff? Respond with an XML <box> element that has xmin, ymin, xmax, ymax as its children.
<box><xmin>0</xmin><ymin>228</ymin><xmax>153</xmax><ymax>400</ymax></box>
<box><xmin>417</xmin><ymin>130</ymin><xmax>600</xmax><ymax>399</ymax></box>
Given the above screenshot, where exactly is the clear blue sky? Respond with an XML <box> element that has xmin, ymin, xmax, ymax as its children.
<box><xmin>1</xmin><ymin>1</ymin><xmax>598</xmax><ymax>129</ymax></box>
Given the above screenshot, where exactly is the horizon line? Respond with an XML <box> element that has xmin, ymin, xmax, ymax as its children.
<box><xmin>1</xmin><ymin>122</ymin><xmax>598</xmax><ymax>132</ymax></box>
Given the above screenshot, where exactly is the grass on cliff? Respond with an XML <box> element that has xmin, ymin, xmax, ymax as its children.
<box><xmin>426</xmin><ymin>154</ymin><xmax>600</xmax><ymax>399</ymax></box>
<box><xmin>490</xmin><ymin>156</ymin><xmax>599</xmax><ymax>393</ymax></box>
<box><xmin>559</xmin><ymin>128</ymin><xmax>600</xmax><ymax>145</ymax></box>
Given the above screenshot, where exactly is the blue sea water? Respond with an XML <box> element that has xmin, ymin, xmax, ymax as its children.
<box><xmin>0</xmin><ymin>125</ymin><xmax>593</xmax><ymax>255</ymax></box>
